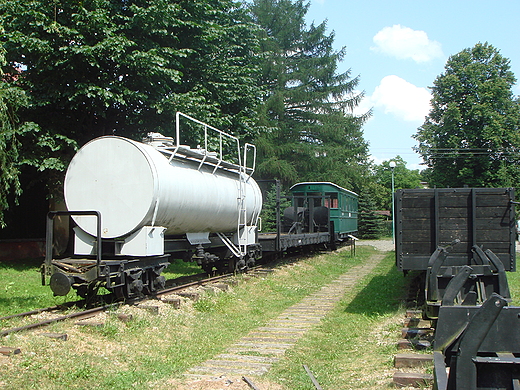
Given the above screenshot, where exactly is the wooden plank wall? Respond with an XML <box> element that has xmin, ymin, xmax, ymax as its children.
<box><xmin>395</xmin><ymin>188</ymin><xmax>515</xmax><ymax>271</ymax></box>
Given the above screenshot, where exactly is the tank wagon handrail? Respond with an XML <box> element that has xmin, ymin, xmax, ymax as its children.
<box><xmin>43</xmin><ymin>210</ymin><xmax>102</xmax><ymax>284</ymax></box>
<box><xmin>243</xmin><ymin>143</ymin><xmax>256</xmax><ymax>178</ymax></box>
<box><xmin>172</xmin><ymin>111</ymin><xmax>256</xmax><ymax>176</ymax></box>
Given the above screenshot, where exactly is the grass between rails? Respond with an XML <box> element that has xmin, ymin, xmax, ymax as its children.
<box><xmin>0</xmin><ymin>247</ymin><xmax>379</xmax><ymax>390</ymax></box>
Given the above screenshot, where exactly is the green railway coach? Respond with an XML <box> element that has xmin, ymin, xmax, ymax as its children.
<box><xmin>289</xmin><ymin>182</ymin><xmax>358</xmax><ymax>240</ymax></box>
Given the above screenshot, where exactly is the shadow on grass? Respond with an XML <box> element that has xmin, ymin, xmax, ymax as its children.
<box><xmin>343</xmin><ymin>257</ymin><xmax>409</xmax><ymax>317</ymax></box>
<box><xmin>0</xmin><ymin>257</ymin><xmax>43</xmax><ymax>271</ymax></box>
<box><xmin>0</xmin><ymin>258</ymin><xmax>62</xmax><ymax>315</ymax></box>
<box><xmin>0</xmin><ymin>295</ymin><xmax>54</xmax><ymax>314</ymax></box>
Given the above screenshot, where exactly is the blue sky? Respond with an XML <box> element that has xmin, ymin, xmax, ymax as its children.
<box><xmin>305</xmin><ymin>0</ymin><xmax>520</xmax><ymax>170</ymax></box>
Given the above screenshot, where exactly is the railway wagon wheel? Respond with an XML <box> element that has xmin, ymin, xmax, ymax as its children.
<box><xmin>142</xmin><ymin>266</ymin><xmax>167</xmax><ymax>295</ymax></box>
<box><xmin>213</xmin><ymin>258</ymin><xmax>236</xmax><ymax>275</ymax></box>
<box><xmin>76</xmin><ymin>281</ymin><xmax>104</xmax><ymax>305</ymax></box>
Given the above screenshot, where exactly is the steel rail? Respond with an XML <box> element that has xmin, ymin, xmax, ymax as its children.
<box><xmin>303</xmin><ymin>365</ymin><xmax>324</xmax><ymax>390</ymax></box>
<box><xmin>242</xmin><ymin>376</ymin><xmax>261</xmax><ymax>390</ymax></box>
<box><xmin>0</xmin><ymin>301</ymin><xmax>82</xmax><ymax>322</ymax></box>
<box><xmin>1</xmin><ymin>262</ymin><xmax>271</xmax><ymax>338</ymax></box>
<box><xmin>0</xmin><ymin>303</ymin><xmax>119</xmax><ymax>337</ymax></box>
<box><xmin>155</xmin><ymin>272</ymin><xmax>234</xmax><ymax>298</ymax></box>
<box><xmin>0</xmin><ymin>270</ymin><xmax>253</xmax><ymax>337</ymax></box>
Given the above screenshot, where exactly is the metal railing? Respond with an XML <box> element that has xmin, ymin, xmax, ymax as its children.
<box><xmin>43</xmin><ymin>210</ymin><xmax>102</xmax><ymax>284</ymax></box>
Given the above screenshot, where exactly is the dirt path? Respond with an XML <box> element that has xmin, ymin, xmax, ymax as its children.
<box><xmin>357</xmin><ymin>239</ymin><xmax>394</xmax><ymax>252</ymax></box>
<box><xmin>169</xmin><ymin>251</ymin><xmax>387</xmax><ymax>389</ymax></box>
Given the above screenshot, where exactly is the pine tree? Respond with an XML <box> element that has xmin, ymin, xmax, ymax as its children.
<box><xmin>248</xmin><ymin>0</ymin><xmax>370</xmax><ymax>190</ymax></box>
<box><xmin>258</xmin><ymin>183</ymin><xmax>291</xmax><ymax>232</ymax></box>
<box><xmin>357</xmin><ymin>193</ymin><xmax>385</xmax><ymax>239</ymax></box>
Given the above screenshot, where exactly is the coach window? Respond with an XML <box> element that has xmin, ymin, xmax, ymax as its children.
<box><xmin>325</xmin><ymin>193</ymin><xmax>338</xmax><ymax>209</ymax></box>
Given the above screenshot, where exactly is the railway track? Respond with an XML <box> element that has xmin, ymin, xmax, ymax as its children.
<box><xmin>176</xmin><ymin>252</ymin><xmax>385</xmax><ymax>388</ymax></box>
<box><xmin>391</xmin><ymin>273</ymin><xmax>434</xmax><ymax>388</ymax></box>
<box><xmin>0</xmin><ymin>270</ymin><xmax>244</xmax><ymax>338</ymax></box>
<box><xmin>392</xmin><ymin>309</ymin><xmax>434</xmax><ymax>388</ymax></box>
<box><xmin>1</xmin><ymin>247</ymin><xmax>329</xmax><ymax>340</ymax></box>
<box><xmin>3</xmin><ymin>245</ymin><xmax>387</xmax><ymax>387</ymax></box>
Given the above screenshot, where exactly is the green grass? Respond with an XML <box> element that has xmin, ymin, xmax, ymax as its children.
<box><xmin>4</xmin><ymin>248</ymin><xmax>520</xmax><ymax>389</ymax></box>
<box><xmin>0</xmin><ymin>258</ymin><xmax>202</xmax><ymax>317</ymax></box>
<box><xmin>0</xmin><ymin>247</ymin><xmax>380</xmax><ymax>389</ymax></box>
<box><xmin>162</xmin><ymin>258</ymin><xmax>202</xmax><ymax>280</ymax></box>
<box><xmin>264</xmin><ymin>252</ymin><xmax>407</xmax><ymax>389</ymax></box>
<box><xmin>0</xmin><ymin>258</ymin><xmax>64</xmax><ymax>316</ymax></box>
<box><xmin>507</xmin><ymin>266</ymin><xmax>520</xmax><ymax>305</ymax></box>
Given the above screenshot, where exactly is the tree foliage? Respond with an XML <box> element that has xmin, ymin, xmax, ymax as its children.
<box><xmin>1</xmin><ymin>0</ymin><xmax>376</xmax><ymax>233</ymax></box>
<box><xmin>0</xmin><ymin>0</ymin><xmax>262</xmax><ymax>164</ymax></box>
<box><xmin>249</xmin><ymin>0</ymin><xmax>371</xmax><ymax>191</ymax></box>
<box><xmin>357</xmin><ymin>192</ymin><xmax>385</xmax><ymax>239</ymax></box>
<box><xmin>414</xmin><ymin>42</ymin><xmax>520</xmax><ymax>188</ymax></box>
<box><xmin>257</xmin><ymin>182</ymin><xmax>291</xmax><ymax>232</ymax></box>
<box><xmin>372</xmin><ymin>156</ymin><xmax>422</xmax><ymax>211</ymax></box>
<box><xmin>0</xmin><ymin>46</ymin><xmax>25</xmax><ymax>227</ymax></box>
<box><xmin>0</xmin><ymin>0</ymin><xmax>263</xmax><ymax>229</ymax></box>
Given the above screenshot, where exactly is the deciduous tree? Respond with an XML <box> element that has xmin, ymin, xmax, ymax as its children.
<box><xmin>0</xmin><ymin>46</ymin><xmax>25</xmax><ymax>227</ymax></box>
<box><xmin>0</xmin><ymin>0</ymin><xmax>262</xmax><ymax>231</ymax></box>
<box><xmin>373</xmin><ymin>156</ymin><xmax>422</xmax><ymax>211</ymax></box>
<box><xmin>0</xmin><ymin>0</ymin><xmax>262</xmax><ymax>164</ymax></box>
<box><xmin>414</xmin><ymin>42</ymin><xmax>520</xmax><ymax>188</ymax></box>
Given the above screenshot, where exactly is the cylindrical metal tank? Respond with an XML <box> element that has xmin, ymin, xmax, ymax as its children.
<box><xmin>64</xmin><ymin>136</ymin><xmax>263</xmax><ymax>239</ymax></box>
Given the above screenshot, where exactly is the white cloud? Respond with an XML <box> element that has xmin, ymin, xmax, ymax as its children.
<box><xmin>372</xmin><ymin>25</ymin><xmax>443</xmax><ymax>63</ymax></box>
<box><xmin>369</xmin><ymin>75</ymin><xmax>432</xmax><ymax>122</ymax></box>
<box><xmin>369</xmin><ymin>155</ymin><xmax>386</xmax><ymax>166</ymax></box>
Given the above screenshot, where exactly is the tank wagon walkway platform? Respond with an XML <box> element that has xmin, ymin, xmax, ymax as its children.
<box><xmin>184</xmin><ymin>249</ymin><xmax>386</xmax><ymax>382</ymax></box>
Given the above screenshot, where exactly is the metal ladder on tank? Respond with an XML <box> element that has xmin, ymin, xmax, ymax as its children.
<box><xmin>238</xmin><ymin>147</ymin><xmax>252</xmax><ymax>257</ymax></box>
<box><xmin>149</xmin><ymin>112</ymin><xmax>259</xmax><ymax>262</ymax></box>
<box><xmin>216</xmin><ymin>142</ymin><xmax>257</xmax><ymax>261</ymax></box>
<box><xmin>149</xmin><ymin>112</ymin><xmax>261</xmax><ymax>263</ymax></box>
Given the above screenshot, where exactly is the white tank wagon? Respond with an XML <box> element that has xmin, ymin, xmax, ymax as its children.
<box><xmin>43</xmin><ymin>112</ymin><xmax>263</xmax><ymax>298</ymax></box>
<box><xmin>65</xmin><ymin>136</ymin><xmax>263</xmax><ymax>250</ymax></box>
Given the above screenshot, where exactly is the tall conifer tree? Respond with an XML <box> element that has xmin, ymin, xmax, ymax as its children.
<box><xmin>249</xmin><ymin>0</ymin><xmax>370</xmax><ymax>190</ymax></box>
